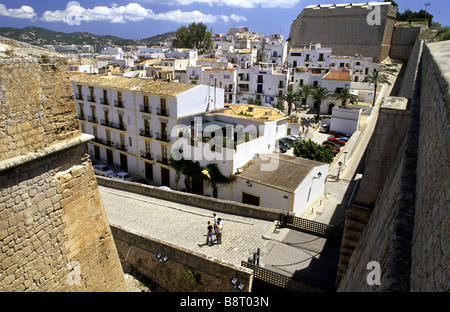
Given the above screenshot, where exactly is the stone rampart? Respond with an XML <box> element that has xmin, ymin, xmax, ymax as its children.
<box><xmin>337</xmin><ymin>40</ymin><xmax>449</xmax><ymax>292</ymax></box>
<box><xmin>0</xmin><ymin>42</ymin><xmax>127</xmax><ymax>291</ymax></box>
<box><xmin>410</xmin><ymin>41</ymin><xmax>449</xmax><ymax>291</ymax></box>
<box><xmin>111</xmin><ymin>225</ymin><xmax>253</xmax><ymax>292</ymax></box>
<box><xmin>96</xmin><ymin>176</ymin><xmax>284</xmax><ymax>222</ymax></box>
<box><xmin>288</xmin><ymin>3</ymin><xmax>397</xmax><ymax>62</ymax></box>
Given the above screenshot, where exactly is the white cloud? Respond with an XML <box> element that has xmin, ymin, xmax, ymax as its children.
<box><xmin>0</xmin><ymin>4</ymin><xmax>37</xmax><ymax>20</ymax></box>
<box><xmin>39</xmin><ymin>2</ymin><xmax>247</xmax><ymax>25</ymax></box>
<box><xmin>138</xmin><ymin>0</ymin><xmax>299</xmax><ymax>9</ymax></box>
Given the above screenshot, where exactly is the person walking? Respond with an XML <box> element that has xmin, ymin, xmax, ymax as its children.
<box><xmin>206</xmin><ymin>221</ymin><xmax>214</xmax><ymax>246</ymax></box>
<box><xmin>213</xmin><ymin>213</ymin><xmax>219</xmax><ymax>234</ymax></box>
<box><xmin>216</xmin><ymin>218</ymin><xmax>223</xmax><ymax>244</ymax></box>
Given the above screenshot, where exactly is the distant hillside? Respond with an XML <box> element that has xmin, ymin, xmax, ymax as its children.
<box><xmin>0</xmin><ymin>26</ymin><xmax>175</xmax><ymax>47</ymax></box>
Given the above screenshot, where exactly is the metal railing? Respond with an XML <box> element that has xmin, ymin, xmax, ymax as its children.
<box><xmin>156</xmin><ymin>108</ymin><xmax>169</xmax><ymax>117</ymax></box>
<box><xmin>87</xmin><ymin>95</ymin><xmax>96</xmax><ymax>103</ymax></box>
<box><xmin>278</xmin><ymin>214</ymin><xmax>343</xmax><ymax>240</ymax></box>
<box><xmin>140</xmin><ymin>151</ymin><xmax>154</xmax><ymax>161</ymax></box>
<box><xmin>139</xmin><ymin>105</ymin><xmax>151</xmax><ymax>114</ymax></box>
<box><xmin>241</xmin><ymin>261</ymin><xmax>327</xmax><ymax>292</ymax></box>
<box><xmin>114</xmin><ymin>100</ymin><xmax>124</xmax><ymax>108</ymax></box>
<box><xmin>139</xmin><ymin>129</ymin><xmax>153</xmax><ymax>138</ymax></box>
<box><xmin>87</xmin><ymin>116</ymin><xmax>98</xmax><ymax>123</ymax></box>
<box><xmin>156</xmin><ymin>155</ymin><xmax>170</xmax><ymax>165</ymax></box>
<box><xmin>155</xmin><ymin>132</ymin><xmax>170</xmax><ymax>142</ymax></box>
<box><xmin>100</xmin><ymin>97</ymin><xmax>109</xmax><ymax>105</ymax></box>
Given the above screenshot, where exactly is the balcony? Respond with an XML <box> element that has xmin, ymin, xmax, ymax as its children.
<box><xmin>156</xmin><ymin>108</ymin><xmax>170</xmax><ymax>117</ymax></box>
<box><xmin>93</xmin><ymin>137</ymin><xmax>114</xmax><ymax>147</ymax></box>
<box><xmin>114</xmin><ymin>100</ymin><xmax>124</xmax><ymax>108</ymax></box>
<box><xmin>77</xmin><ymin>113</ymin><xmax>86</xmax><ymax>120</ymax></box>
<box><xmin>139</xmin><ymin>105</ymin><xmax>152</xmax><ymax>114</ymax></box>
<box><xmin>156</xmin><ymin>155</ymin><xmax>170</xmax><ymax>166</ymax></box>
<box><xmin>100</xmin><ymin>119</ymin><xmax>126</xmax><ymax>131</ymax></box>
<box><xmin>189</xmin><ymin>75</ymin><xmax>199</xmax><ymax>80</ymax></box>
<box><xmin>100</xmin><ymin>98</ymin><xmax>109</xmax><ymax>105</ymax></box>
<box><xmin>87</xmin><ymin>95</ymin><xmax>96</xmax><ymax>103</ymax></box>
<box><xmin>139</xmin><ymin>129</ymin><xmax>153</xmax><ymax>138</ymax></box>
<box><xmin>155</xmin><ymin>132</ymin><xmax>170</xmax><ymax>143</ymax></box>
<box><xmin>140</xmin><ymin>151</ymin><xmax>154</xmax><ymax>161</ymax></box>
<box><xmin>87</xmin><ymin>116</ymin><xmax>98</xmax><ymax>123</ymax></box>
<box><xmin>75</xmin><ymin>94</ymin><xmax>83</xmax><ymax>101</ymax></box>
<box><xmin>115</xmin><ymin>143</ymin><xmax>127</xmax><ymax>152</ymax></box>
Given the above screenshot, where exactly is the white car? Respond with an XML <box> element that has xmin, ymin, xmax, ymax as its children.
<box><xmin>93</xmin><ymin>165</ymin><xmax>114</xmax><ymax>177</ymax></box>
<box><xmin>287</xmin><ymin>135</ymin><xmax>302</xmax><ymax>141</ymax></box>
<box><xmin>109</xmin><ymin>172</ymin><xmax>133</xmax><ymax>181</ymax></box>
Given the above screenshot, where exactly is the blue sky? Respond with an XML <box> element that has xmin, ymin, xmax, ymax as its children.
<box><xmin>0</xmin><ymin>0</ymin><xmax>448</xmax><ymax>39</ymax></box>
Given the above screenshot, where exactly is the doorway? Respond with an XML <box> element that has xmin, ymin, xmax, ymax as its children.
<box><xmin>161</xmin><ymin>167</ymin><xmax>170</xmax><ymax>187</ymax></box>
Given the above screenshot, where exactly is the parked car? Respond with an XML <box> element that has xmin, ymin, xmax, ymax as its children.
<box><xmin>327</xmin><ymin>137</ymin><xmax>346</xmax><ymax>146</ymax></box>
<box><xmin>322</xmin><ymin>141</ymin><xmax>341</xmax><ymax>151</ymax></box>
<box><xmin>319</xmin><ymin>124</ymin><xmax>330</xmax><ymax>133</ymax></box>
<box><xmin>279</xmin><ymin>138</ymin><xmax>293</xmax><ymax>149</ymax></box>
<box><xmin>158</xmin><ymin>186</ymin><xmax>171</xmax><ymax>191</ymax></box>
<box><xmin>109</xmin><ymin>172</ymin><xmax>133</xmax><ymax>181</ymax></box>
<box><xmin>93</xmin><ymin>164</ymin><xmax>114</xmax><ymax>177</ymax></box>
<box><xmin>288</xmin><ymin>135</ymin><xmax>302</xmax><ymax>141</ymax></box>
<box><xmin>132</xmin><ymin>177</ymin><xmax>149</xmax><ymax>185</ymax></box>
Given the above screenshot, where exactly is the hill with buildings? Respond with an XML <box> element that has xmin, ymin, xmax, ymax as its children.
<box><xmin>0</xmin><ymin>26</ymin><xmax>174</xmax><ymax>47</ymax></box>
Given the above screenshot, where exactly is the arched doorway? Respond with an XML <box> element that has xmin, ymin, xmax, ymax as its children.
<box><xmin>327</xmin><ymin>103</ymin><xmax>335</xmax><ymax>115</ymax></box>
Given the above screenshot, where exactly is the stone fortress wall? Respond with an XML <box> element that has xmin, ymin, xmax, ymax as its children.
<box><xmin>337</xmin><ymin>40</ymin><xmax>449</xmax><ymax>291</ymax></box>
<box><xmin>0</xmin><ymin>39</ymin><xmax>127</xmax><ymax>291</ymax></box>
<box><xmin>288</xmin><ymin>2</ymin><xmax>398</xmax><ymax>63</ymax></box>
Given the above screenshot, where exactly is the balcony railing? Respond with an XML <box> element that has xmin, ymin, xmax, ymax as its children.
<box><xmin>155</xmin><ymin>132</ymin><xmax>170</xmax><ymax>143</ymax></box>
<box><xmin>140</xmin><ymin>151</ymin><xmax>154</xmax><ymax>161</ymax></box>
<box><xmin>78</xmin><ymin>113</ymin><xmax>86</xmax><ymax>120</ymax></box>
<box><xmin>75</xmin><ymin>94</ymin><xmax>83</xmax><ymax>101</ymax></box>
<box><xmin>100</xmin><ymin>97</ymin><xmax>109</xmax><ymax>105</ymax></box>
<box><xmin>139</xmin><ymin>105</ymin><xmax>152</xmax><ymax>114</ymax></box>
<box><xmin>93</xmin><ymin>137</ymin><xmax>113</xmax><ymax>147</ymax></box>
<box><xmin>156</xmin><ymin>155</ymin><xmax>170</xmax><ymax>165</ymax></box>
<box><xmin>139</xmin><ymin>129</ymin><xmax>153</xmax><ymax>138</ymax></box>
<box><xmin>156</xmin><ymin>108</ymin><xmax>170</xmax><ymax>117</ymax></box>
<box><xmin>114</xmin><ymin>100</ymin><xmax>124</xmax><ymax>108</ymax></box>
<box><xmin>87</xmin><ymin>116</ymin><xmax>98</xmax><ymax>123</ymax></box>
<box><xmin>87</xmin><ymin>95</ymin><xmax>96</xmax><ymax>103</ymax></box>
<box><xmin>100</xmin><ymin>119</ymin><xmax>126</xmax><ymax>131</ymax></box>
<box><xmin>115</xmin><ymin>143</ymin><xmax>127</xmax><ymax>152</ymax></box>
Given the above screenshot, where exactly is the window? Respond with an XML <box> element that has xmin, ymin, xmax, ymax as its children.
<box><xmin>120</xmin><ymin>133</ymin><xmax>125</xmax><ymax>146</ymax></box>
<box><xmin>80</xmin><ymin>122</ymin><xmax>85</xmax><ymax>133</ymax></box>
<box><xmin>129</xmin><ymin>137</ymin><xmax>132</xmax><ymax>147</ymax></box>
<box><xmin>93</xmin><ymin>126</ymin><xmax>97</xmax><ymax>138</ymax></box>
<box><xmin>145</xmin><ymin>141</ymin><xmax>151</xmax><ymax>154</ymax></box>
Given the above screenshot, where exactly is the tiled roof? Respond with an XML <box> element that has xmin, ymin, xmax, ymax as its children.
<box><xmin>70</xmin><ymin>74</ymin><xmax>196</xmax><ymax>96</ymax></box>
<box><xmin>322</xmin><ymin>71</ymin><xmax>351</xmax><ymax>81</ymax></box>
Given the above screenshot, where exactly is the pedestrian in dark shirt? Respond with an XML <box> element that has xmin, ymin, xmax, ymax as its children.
<box><xmin>206</xmin><ymin>221</ymin><xmax>214</xmax><ymax>246</ymax></box>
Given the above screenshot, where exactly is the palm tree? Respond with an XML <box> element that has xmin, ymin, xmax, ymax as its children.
<box><xmin>298</xmin><ymin>84</ymin><xmax>314</xmax><ymax>108</ymax></box>
<box><xmin>311</xmin><ymin>86</ymin><xmax>333</xmax><ymax>120</ymax></box>
<box><xmin>280</xmin><ymin>91</ymin><xmax>301</xmax><ymax>116</ymax></box>
<box><xmin>363</xmin><ymin>69</ymin><xmax>391</xmax><ymax>106</ymax></box>
<box><xmin>336</xmin><ymin>88</ymin><xmax>358</xmax><ymax>107</ymax></box>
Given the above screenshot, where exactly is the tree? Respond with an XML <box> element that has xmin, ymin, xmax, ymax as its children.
<box><xmin>336</xmin><ymin>88</ymin><xmax>358</xmax><ymax>107</ymax></box>
<box><xmin>298</xmin><ymin>84</ymin><xmax>314</xmax><ymax>107</ymax></box>
<box><xmin>280</xmin><ymin>91</ymin><xmax>301</xmax><ymax>116</ymax></box>
<box><xmin>311</xmin><ymin>86</ymin><xmax>333</xmax><ymax>120</ymax></box>
<box><xmin>363</xmin><ymin>69</ymin><xmax>391</xmax><ymax>106</ymax></box>
<box><xmin>172</xmin><ymin>22</ymin><xmax>213</xmax><ymax>54</ymax></box>
<box><xmin>293</xmin><ymin>139</ymin><xmax>334</xmax><ymax>164</ymax></box>
<box><xmin>397</xmin><ymin>9</ymin><xmax>433</xmax><ymax>26</ymax></box>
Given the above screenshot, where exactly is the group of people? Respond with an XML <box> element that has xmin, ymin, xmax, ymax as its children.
<box><xmin>206</xmin><ymin>213</ymin><xmax>223</xmax><ymax>246</ymax></box>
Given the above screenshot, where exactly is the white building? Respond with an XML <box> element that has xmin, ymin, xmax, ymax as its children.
<box><xmin>71</xmin><ymin>74</ymin><xmax>224</xmax><ymax>188</ymax></box>
<box><xmin>233</xmin><ymin>154</ymin><xmax>328</xmax><ymax>216</ymax></box>
<box><xmin>236</xmin><ymin>63</ymin><xmax>288</xmax><ymax>106</ymax></box>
